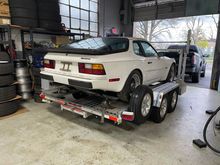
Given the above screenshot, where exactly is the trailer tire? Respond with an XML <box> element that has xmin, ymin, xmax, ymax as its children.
<box><xmin>129</xmin><ymin>85</ymin><xmax>153</xmax><ymax>124</ymax></box>
<box><xmin>151</xmin><ymin>95</ymin><xmax>168</xmax><ymax>123</ymax></box>
<box><xmin>167</xmin><ymin>89</ymin><xmax>178</xmax><ymax>113</ymax></box>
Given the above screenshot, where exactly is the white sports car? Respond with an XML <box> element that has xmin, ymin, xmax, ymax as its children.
<box><xmin>41</xmin><ymin>37</ymin><xmax>175</xmax><ymax>101</ymax></box>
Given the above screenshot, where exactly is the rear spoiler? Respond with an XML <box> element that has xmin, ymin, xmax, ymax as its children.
<box><xmin>32</xmin><ymin>47</ymin><xmax>105</xmax><ymax>55</ymax></box>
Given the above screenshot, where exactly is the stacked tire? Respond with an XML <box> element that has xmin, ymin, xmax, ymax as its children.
<box><xmin>14</xmin><ymin>60</ymin><xmax>32</xmax><ymax>100</ymax></box>
<box><xmin>37</xmin><ymin>0</ymin><xmax>62</xmax><ymax>31</ymax></box>
<box><xmin>9</xmin><ymin>0</ymin><xmax>38</xmax><ymax>28</ymax></box>
<box><xmin>0</xmin><ymin>52</ymin><xmax>19</xmax><ymax>117</ymax></box>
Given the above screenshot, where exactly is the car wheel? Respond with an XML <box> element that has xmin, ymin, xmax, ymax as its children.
<box><xmin>166</xmin><ymin>64</ymin><xmax>175</xmax><ymax>82</ymax></box>
<box><xmin>118</xmin><ymin>70</ymin><xmax>142</xmax><ymax>102</ymax></box>
<box><xmin>167</xmin><ymin>89</ymin><xmax>178</xmax><ymax>113</ymax></box>
<box><xmin>129</xmin><ymin>85</ymin><xmax>153</xmax><ymax>124</ymax></box>
<box><xmin>192</xmin><ymin>72</ymin><xmax>200</xmax><ymax>83</ymax></box>
<box><xmin>151</xmin><ymin>95</ymin><xmax>168</xmax><ymax>123</ymax></box>
<box><xmin>201</xmin><ymin>67</ymin><xmax>206</xmax><ymax>77</ymax></box>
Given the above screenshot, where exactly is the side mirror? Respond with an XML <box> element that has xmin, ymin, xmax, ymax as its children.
<box><xmin>158</xmin><ymin>52</ymin><xmax>164</xmax><ymax>57</ymax></box>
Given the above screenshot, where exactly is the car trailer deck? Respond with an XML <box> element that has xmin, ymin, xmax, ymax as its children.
<box><xmin>40</xmin><ymin>81</ymin><xmax>184</xmax><ymax>124</ymax></box>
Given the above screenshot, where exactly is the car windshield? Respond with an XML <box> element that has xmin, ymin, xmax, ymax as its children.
<box><xmin>63</xmin><ymin>37</ymin><xmax>129</xmax><ymax>55</ymax></box>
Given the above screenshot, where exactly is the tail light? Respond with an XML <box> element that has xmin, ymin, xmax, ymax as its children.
<box><xmin>191</xmin><ymin>54</ymin><xmax>196</xmax><ymax>65</ymax></box>
<box><xmin>122</xmin><ymin>112</ymin><xmax>134</xmax><ymax>121</ymax></box>
<box><xmin>78</xmin><ymin>63</ymin><xmax>106</xmax><ymax>75</ymax></box>
<box><xmin>44</xmin><ymin>59</ymin><xmax>55</xmax><ymax>69</ymax></box>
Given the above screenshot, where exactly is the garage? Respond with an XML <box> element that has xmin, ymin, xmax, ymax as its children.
<box><xmin>0</xmin><ymin>0</ymin><xmax>220</xmax><ymax>164</ymax></box>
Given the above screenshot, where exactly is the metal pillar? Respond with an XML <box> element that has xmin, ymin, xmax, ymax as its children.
<box><xmin>210</xmin><ymin>15</ymin><xmax>220</xmax><ymax>90</ymax></box>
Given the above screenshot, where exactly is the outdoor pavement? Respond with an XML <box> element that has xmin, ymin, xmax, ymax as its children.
<box><xmin>186</xmin><ymin>63</ymin><xmax>213</xmax><ymax>89</ymax></box>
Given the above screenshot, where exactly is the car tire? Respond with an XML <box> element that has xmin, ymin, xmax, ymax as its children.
<box><xmin>0</xmin><ymin>75</ymin><xmax>14</xmax><ymax>86</ymax></box>
<box><xmin>10</xmin><ymin>8</ymin><xmax>38</xmax><ymax>19</ymax></box>
<box><xmin>11</xmin><ymin>17</ymin><xmax>38</xmax><ymax>28</ymax></box>
<box><xmin>0</xmin><ymin>63</ymin><xmax>14</xmax><ymax>75</ymax></box>
<box><xmin>9</xmin><ymin>0</ymin><xmax>36</xmax><ymax>9</ymax></box>
<box><xmin>129</xmin><ymin>85</ymin><xmax>153</xmax><ymax>124</ymax></box>
<box><xmin>201</xmin><ymin>68</ymin><xmax>206</xmax><ymax>78</ymax></box>
<box><xmin>192</xmin><ymin>72</ymin><xmax>200</xmax><ymax>83</ymax></box>
<box><xmin>166</xmin><ymin>64</ymin><xmax>175</xmax><ymax>82</ymax></box>
<box><xmin>167</xmin><ymin>89</ymin><xmax>178</xmax><ymax>113</ymax></box>
<box><xmin>118</xmin><ymin>70</ymin><xmax>142</xmax><ymax>102</ymax></box>
<box><xmin>151</xmin><ymin>94</ymin><xmax>168</xmax><ymax>123</ymax></box>
<box><xmin>0</xmin><ymin>99</ymin><xmax>20</xmax><ymax>117</ymax></box>
<box><xmin>0</xmin><ymin>85</ymin><xmax>17</xmax><ymax>102</ymax></box>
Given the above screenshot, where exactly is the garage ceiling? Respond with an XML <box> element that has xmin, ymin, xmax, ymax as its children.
<box><xmin>133</xmin><ymin>0</ymin><xmax>220</xmax><ymax>21</ymax></box>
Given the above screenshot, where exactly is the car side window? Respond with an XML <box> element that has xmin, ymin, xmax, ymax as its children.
<box><xmin>140</xmin><ymin>42</ymin><xmax>158</xmax><ymax>57</ymax></box>
<box><xmin>133</xmin><ymin>41</ymin><xmax>143</xmax><ymax>56</ymax></box>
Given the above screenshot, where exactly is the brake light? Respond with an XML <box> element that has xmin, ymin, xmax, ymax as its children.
<box><xmin>191</xmin><ymin>54</ymin><xmax>196</xmax><ymax>65</ymax></box>
<box><xmin>78</xmin><ymin>63</ymin><xmax>106</xmax><ymax>75</ymax></box>
<box><xmin>44</xmin><ymin>59</ymin><xmax>55</xmax><ymax>69</ymax></box>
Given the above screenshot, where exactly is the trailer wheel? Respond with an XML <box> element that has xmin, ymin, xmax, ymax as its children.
<box><xmin>129</xmin><ymin>85</ymin><xmax>153</xmax><ymax>124</ymax></box>
<box><xmin>167</xmin><ymin>89</ymin><xmax>178</xmax><ymax>113</ymax></box>
<box><xmin>151</xmin><ymin>95</ymin><xmax>168</xmax><ymax>123</ymax></box>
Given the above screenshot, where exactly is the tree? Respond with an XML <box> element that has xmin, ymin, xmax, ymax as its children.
<box><xmin>134</xmin><ymin>19</ymin><xmax>176</xmax><ymax>42</ymax></box>
<box><xmin>196</xmin><ymin>40</ymin><xmax>209</xmax><ymax>49</ymax></box>
<box><xmin>208</xmin><ymin>15</ymin><xmax>219</xmax><ymax>40</ymax></box>
<box><xmin>183</xmin><ymin>17</ymin><xmax>206</xmax><ymax>43</ymax></box>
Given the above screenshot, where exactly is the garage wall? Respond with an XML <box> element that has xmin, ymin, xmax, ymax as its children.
<box><xmin>99</xmin><ymin>0</ymin><xmax>133</xmax><ymax>37</ymax></box>
<box><xmin>99</xmin><ymin>0</ymin><xmax>122</xmax><ymax>36</ymax></box>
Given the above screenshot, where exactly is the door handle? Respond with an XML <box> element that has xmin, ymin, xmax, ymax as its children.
<box><xmin>148</xmin><ymin>62</ymin><xmax>153</xmax><ymax>64</ymax></box>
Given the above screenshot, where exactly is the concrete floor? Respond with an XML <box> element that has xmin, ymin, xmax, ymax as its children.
<box><xmin>0</xmin><ymin>86</ymin><xmax>220</xmax><ymax>165</ymax></box>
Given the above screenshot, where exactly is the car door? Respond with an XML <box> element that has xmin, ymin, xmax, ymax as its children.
<box><xmin>132</xmin><ymin>41</ymin><xmax>154</xmax><ymax>84</ymax></box>
<box><xmin>139</xmin><ymin>41</ymin><xmax>165</xmax><ymax>83</ymax></box>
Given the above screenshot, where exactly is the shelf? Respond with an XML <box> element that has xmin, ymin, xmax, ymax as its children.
<box><xmin>21</xmin><ymin>29</ymin><xmax>84</xmax><ymax>37</ymax></box>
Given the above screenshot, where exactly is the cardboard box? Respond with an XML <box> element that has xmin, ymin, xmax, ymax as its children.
<box><xmin>0</xmin><ymin>18</ymin><xmax>10</xmax><ymax>25</ymax></box>
<box><xmin>0</xmin><ymin>18</ymin><xmax>10</xmax><ymax>24</ymax></box>
<box><xmin>52</xmin><ymin>36</ymin><xmax>70</xmax><ymax>45</ymax></box>
<box><xmin>0</xmin><ymin>0</ymin><xmax>10</xmax><ymax>17</ymax></box>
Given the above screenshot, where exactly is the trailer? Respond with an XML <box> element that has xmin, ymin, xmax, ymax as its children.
<box><xmin>40</xmin><ymin>31</ymin><xmax>191</xmax><ymax>125</ymax></box>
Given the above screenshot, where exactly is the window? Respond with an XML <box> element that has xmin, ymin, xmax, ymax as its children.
<box><xmin>64</xmin><ymin>38</ymin><xmax>129</xmax><ymax>54</ymax></box>
<box><xmin>133</xmin><ymin>42</ymin><xmax>143</xmax><ymax>55</ymax></box>
<box><xmin>59</xmin><ymin>0</ymin><xmax>99</xmax><ymax>37</ymax></box>
<box><xmin>140</xmin><ymin>42</ymin><xmax>158</xmax><ymax>57</ymax></box>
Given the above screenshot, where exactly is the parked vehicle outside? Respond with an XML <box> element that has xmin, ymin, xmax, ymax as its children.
<box><xmin>167</xmin><ymin>45</ymin><xmax>207</xmax><ymax>83</ymax></box>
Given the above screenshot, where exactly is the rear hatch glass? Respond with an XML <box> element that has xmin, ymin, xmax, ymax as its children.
<box><xmin>48</xmin><ymin>37</ymin><xmax>129</xmax><ymax>55</ymax></box>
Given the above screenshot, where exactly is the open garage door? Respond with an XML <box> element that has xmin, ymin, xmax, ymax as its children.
<box><xmin>134</xmin><ymin>0</ymin><xmax>220</xmax><ymax>22</ymax></box>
